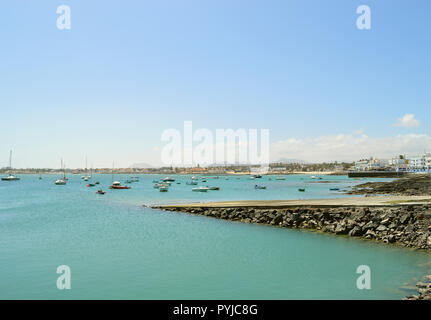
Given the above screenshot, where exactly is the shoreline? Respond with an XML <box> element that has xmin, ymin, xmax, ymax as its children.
<box><xmin>152</xmin><ymin>195</ymin><xmax>431</xmax><ymax>300</ymax></box>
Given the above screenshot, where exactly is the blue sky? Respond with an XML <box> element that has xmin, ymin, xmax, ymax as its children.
<box><xmin>1</xmin><ymin>0</ymin><xmax>430</xmax><ymax>167</ymax></box>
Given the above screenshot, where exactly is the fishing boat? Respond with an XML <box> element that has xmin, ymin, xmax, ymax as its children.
<box><xmin>255</xmin><ymin>185</ymin><xmax>266</xmax><ymax>189</ymax></box>
<box><xmin>110</xmin><ymin>181</ymin><xmax>131</xmax><ymax>190</ymax></box>
<box><xmin>192</xmin><ymin>186</ymin><xmax>209</xmax><ymax>192</ymax></box>
<box><xmin>96</xmin><ymin>190</ymin><xmax>106</xmax><ymax>195</ymax></box>
<box><xmin>2</xmin><ymin>151</ymin><xmax>20</xmax><ymax>181</ymax></box>
<box><xmin>54</xmin><ymin>158</ymin><xmax>67</xmax><ymax>185</ymax></box>
<box><xmin>109</xmin><ymin>162</ymin><xmax>130</xmax><ymax>189</ymax></box>
<box><xmin>207</xmin><ymin>186</ymin><xmax>220</xmax><ymax>190</ymax></box>
<box><xmin>298</xmin><ymin>188</ymin><xmax>306</xmax><ymax>192</ymax></box>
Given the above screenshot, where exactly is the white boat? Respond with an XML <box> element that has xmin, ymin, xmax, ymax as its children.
<box><xmin>163</xmin><ymin>177</ymin><xmax>175</xmax><ymax>182</ymax></box>
<box><xmin>55</xmin><ymin>158</ymin><xmax>67</xmax><ymax>185</ymax></box>
<box><xmin>1</xmin><ymin>151</ymin><xmax>20</xmax><ymax>181</ymax></box>
<box><xmin>81</xmin><ymin>157</ymin><xmax>91</xmax><ymax>180</ymax></box>
<box><xmin>55</xmin><ymin>179</ymin><xmax>67</xmax><ymax>185</ymax></box>
<box><xmin>192</xmin><ymin>186</ymin><xmax>209</xmax><ymax>192</ymax></box>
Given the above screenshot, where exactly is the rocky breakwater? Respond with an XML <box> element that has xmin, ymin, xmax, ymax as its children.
<box><xmin>159</xmin><ymin>204</ymin><xmax>431</xmax><ymax>248</ymax></box>
<box><xmin>348</xmin><ymin>174</ymin><xmax>431</xmax><ymax>196</ymax></box>
<box><xmin>155</xmin><ymin>203</ymin><xmax>431</xmax><ymax>299</ymax></box>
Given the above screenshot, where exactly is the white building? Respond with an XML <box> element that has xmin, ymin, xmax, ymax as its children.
<box><xmin>354</xmin><ymin>158</ymin><xmax>389</xmax><ymax>171</ymax></box>
<box><xmin>407</xmin><ymin>153</ymin><xmax>431</xmax><ymax>172</ymax></box>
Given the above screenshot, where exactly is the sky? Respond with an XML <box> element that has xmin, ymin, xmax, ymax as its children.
<box><xmin>1</xmin><ymin>0</ymin><xmax>430</xmax><ymax>168</ymax></box>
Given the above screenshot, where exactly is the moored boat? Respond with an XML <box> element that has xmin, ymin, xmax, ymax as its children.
<box><xmin>192</xmin><ymin>186</ymin><xmax>209</xmax><ymax>192</ymax></box>
<box><xmin>96</xmin><ymin>189</ymin><xmax>106</xmax><ymax>195</ymax></box>
<box><xmin>298</xmin><ymin>188</ymin><xmax>306</xmax><ymax>192</ymax></box>
<box><xmin>2</xmin><ymin>151</ymin><xmax>20</xmax><ymax>181</ymax></box>
<box><xmin>110</xmin><ymin>181</ymin><xmax>131</xmax><ymax>189</ymax></box>
<box><xmin>254</xmin><ymin>185</ymin><xmax>266</xmax><ymax>189</ymax></box>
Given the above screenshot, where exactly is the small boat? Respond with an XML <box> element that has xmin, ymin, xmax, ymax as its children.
<box><xmin>186</xmin><ymin>181</ymin><xmax>198</xmax><ymax>185</ymax></box>
<box><xmin>2</xmin><ymin>174</ymin><xmax>20</xmax><ymax>181</ymax></box>
<box><xmin>192</xmin><ymin>187</ymin><xmax>209</xmax><ymax>192</ymax></box>
<box><xmin>154</xmin><ymin>183</ymin><xmax>169</xmax><ymax>188</ymax></box>
<box><xmin>55</xmin><ymin>179</ymin><xmax>67</xmax><ymax>185</ymax></box>
<box><xmin>311</xmin><ymin>176</ymin><xmax>316</xmax><ymax>179</ymax></box>
<box><xmin>55</xmin><ymin>158</ymin><xmax>67</xmax><ymax>185</ymax></box>
<box><xmin>2</xmin><ymin>151</ymin><xmax>20</xmax><ymax>181</ymax></box>
<box><xmin>87</xmin><ymin>183</ymin><xmax>96</xmax><ymax>187</ymax></box>
<box><xmin>329</xmin><ymin>188</ymin><xmax>340</xmax><ymax>191</ymax></box>
<box><xmin>96</xmin><ymin>190</ymin><xmax>106</xmax><ymax>195</ymax></box>
<box><xmin>275</xmin><ymin>177</ymin><xmax>286</xmax><ymax>180</ymax></box>
<box><xmin>298</xmin><ymin>188</ymin><xmax>306</xmax><ymax>192</ymax></box>
<box><xmin>110</xmin><ymin>181</ymin><xmax>131</xmax><ymax>190</ymax></box>
<box><xmin>152</xmin><ymin>180</ymin><xmax>159</xmax><ymax>183</ymax></box>
<box><xmin>163</xmin><ymin>177</ymin><xmax>175</xmax><ymax>182</ymax></box>
<box><xmin>201</xmin><ymin>179</ymin><xmax>207</xmax><ymax>182</ymax></box>
<box><xmin>159</xmin><ymin>186</ymin><xmax>169</xmax><ymax>192</ymax></box>
<box><xmin>255</xmin><ymin>185</ymin><xmax>266</xmax><ymax>190</ymax></box>
<box><xmin>95</xmin><ymin>181</ymin><xmax>100</xmax><ymax>185</ymax></box>
<box><xmin>207</xmin><ymin>186</ymin><xmax>220</xmax><ymax>190</ymax></box>
<box><xmin>252</xmin><ymin>174</ymin><xmax>262</xmax><ymax>178</ymax></box>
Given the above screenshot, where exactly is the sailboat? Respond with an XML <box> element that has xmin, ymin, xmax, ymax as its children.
<box><xmin>55</xmin><ymin>159</ymin><xmax>67</xmax><ymax>185</ymax></box>
<box><xmin>2</xmin><ymin>150</ymin><xmax>20</xmax><ymax>181</ymax></box>
<box><xmin>82</xmin><ymin>157</ymin><xmax>91</xmax><ymax>181</ymax></box>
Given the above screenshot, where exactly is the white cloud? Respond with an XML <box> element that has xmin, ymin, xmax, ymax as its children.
<box><xmin>393</xmin><ymin>114</ymin><xmax>420</xmax><ymax>128</ymax></box>
<box><xmin>270</xmin><ymin>132</ymin><xmax>431</xmax><ymax>163</ymax></box>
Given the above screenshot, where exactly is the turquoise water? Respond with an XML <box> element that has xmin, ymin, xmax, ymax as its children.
<box><xmin>1</xmin><ymin>174</ymin><xmax>430</xmax><ymax>299</ymax></box>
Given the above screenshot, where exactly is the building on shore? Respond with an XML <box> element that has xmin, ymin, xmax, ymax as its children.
<box><xmin>354</xmin><ymin>153</ymin><xmax>431</xmax><ymax>173</ymax></box>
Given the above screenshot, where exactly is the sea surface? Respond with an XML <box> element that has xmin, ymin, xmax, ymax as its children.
<box><xmin>1</xmin><ymin>174</ymin><xmax>430</xmax><ymax>299</ymax></box>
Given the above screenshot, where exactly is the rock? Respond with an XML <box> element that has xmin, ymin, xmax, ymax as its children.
<box><xmin>400</xmin><ymin>214</ymin><xmax>411</xmax><ymax>224</ymax></box>
<box><xmin>416</xmin><ymin>282</ymin><xmax>430</xmax><ymax>288</ymax></box>
<box><xmin>334</xmin><ymin>223</ymin><xmax>347</xmax><ymax>235</ymax></box>
<box><xmin>348</xmin><ymin>226</ymin><xmax>363</xmax><ymax>237</ymax></box>
<box><xmin>273</xmin><ymin>214</ymin><xmax>284</xmax><ymax>225</ymax></box>
<box><xmin>376</xmin><ymin>225</ymin><xmax>388</xmax><ymax>232</ymax></box>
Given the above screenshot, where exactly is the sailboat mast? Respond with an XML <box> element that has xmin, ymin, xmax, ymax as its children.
<box><xmin>9</xmin><ymin>150</ymin><xmax>12</xmax><ymax>169</ymax></box>
<box><xmin>112</xmin><ymin>161</ymin><xmax>114</xmax><ymax>183</ymax></box>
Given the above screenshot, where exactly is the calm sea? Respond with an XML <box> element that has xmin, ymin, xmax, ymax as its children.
<box><xmin>0</xmin><ymin>174</ymin><xmax>429</xmax><ymax>299</ymax></box>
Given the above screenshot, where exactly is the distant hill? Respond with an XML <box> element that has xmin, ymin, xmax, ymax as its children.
<box><xmin>275</xmin><ymin>158</ymin><xmax>308</xmax><ymax>164</ymax></box>
<box><xmin>129</xmin><ymin>162</ymin><xmax>154</xmax><ymax>169</ymax></box>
